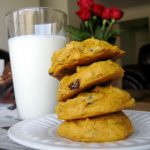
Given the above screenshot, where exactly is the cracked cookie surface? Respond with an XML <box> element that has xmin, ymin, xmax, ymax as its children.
<box><xmin>49</xmin><ymin>38</ymin><xmax>125</xmax><ymax>79</ymax></box>
<box><xmin>57</xmin><ymin>111</ymin><xmax>133</xmax><ymax>142</ymax></box>
<box><xmin>57</xmin><ymin>60</ymin><xmax>124</xmax><ymax>102</ymax></box>
<box><xmin>56</xmin><ymin>86</ymin><xmax>135</xmax><ymax>120</ymax></box>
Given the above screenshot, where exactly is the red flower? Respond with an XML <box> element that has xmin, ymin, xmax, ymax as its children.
<box><xmin>93</xmin><ymin>3</ymin><xmax>104</xmax><ymax>17</ymax></box>
<box><xmin>76</xmin><ymin>8</ymin><xmax>91</xmax><ymax>21</ymax></box>
<box><xmin>110</xmin><ymin>7</ymin><xmax>123</xmax><ymax>20</ymax></box>
<box><xmin>101</xmin><ymin>8</ymin><xmax>111</xmax><ymax>19</ymax></box>
<box><xmin>77</xmin><ymin>0</ymin><xmax>93</xmax><ymax>10</ymax></box>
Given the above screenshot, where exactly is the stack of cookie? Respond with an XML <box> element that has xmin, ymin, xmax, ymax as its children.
<box><xmin>49</xmin><ymin>38</ymin><xmax>135</xmax><ymax>143</ymax></box>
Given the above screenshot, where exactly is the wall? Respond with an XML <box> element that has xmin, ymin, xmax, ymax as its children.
<box><xmin>135</xmin><ymin>28</ymin><xmax>150</xmax><ymax>58</ymax></box>
<box><xmin>40</xmin><ymin>0</ymin><xmax>68</xmax><ymax>17</ymax></box>
<box><xmin>0</xmin><ymin>0</ymin><xmax>39</xmax><ymax>51</ymax></box>
<box><xmin>119</xmin><ymin>5</ymin><xmax>150</xmax><ymax>65</ymax></box>
<box><xmin>120</xmin><ymin>29</ymin><xmax>137</xmax><ymax>65</ymax></box>
<box><xmin>122</xmin><ymin>5</ymin><xmax>150</xmax><ymax>22</ymax></box>
<box><xmin>67</xmin><ymin>0</ymin><xmax>80</xmax><ymax>27</ymax></box>
<box><xmin>121</xmin><ymin>24</ymin><xmax>150</xmax><ymax>65</ymax></box>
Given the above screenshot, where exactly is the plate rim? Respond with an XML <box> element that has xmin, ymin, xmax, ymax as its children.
<box><xmin>8</xmin><ymin>110</ymin><xmax>150</xmax><ymax>150</ymax></box>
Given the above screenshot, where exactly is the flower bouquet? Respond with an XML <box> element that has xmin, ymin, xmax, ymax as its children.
<box><xmin>68</xmin><ymin>0</ymin><xmax>124</xmax><ymax>44</ymax></box>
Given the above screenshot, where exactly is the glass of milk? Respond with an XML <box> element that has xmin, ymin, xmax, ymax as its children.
<box><xmin>5</xmin><ymin>7</ymin><xmax>67</xmax><ymax>120</ymax></box>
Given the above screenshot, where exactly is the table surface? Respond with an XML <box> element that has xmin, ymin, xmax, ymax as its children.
<box><xmin>131</xmin><ymin>102</ymin><xmax>150</xmax><ymax>111</ymax></box>
<box><xmin>0</xmin><ymin>102</ymin><xmax>150</xmax><ymax>150</ymax></box>
<box><xmin>0</xmin><ymin>106</ymin><xmax>33</xmax><ymax>150</ymax></box>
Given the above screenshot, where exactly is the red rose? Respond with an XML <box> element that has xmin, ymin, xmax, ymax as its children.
<box><xmin>76</xmin><ymin>8</ymin><xmax>91</xmax><ymax>21</ymax></box>
<box><xmin>110</xmin><ymin>7</ymin><xmax>123</xmax><ymax>20</ymax></box>
<box><xmin>93</xmin><ymin>3</ymin><xmax>104</xmax><ymax>16</ymax></box>
<box><xmin>101</xmin><ymin>8</ymin><xmax>111</xmax><ymax>19</ymax></box>
<box><xmin>77</xmin><ymin>0</ymin><xmax>93</xmax><ymax>10</ymax></box>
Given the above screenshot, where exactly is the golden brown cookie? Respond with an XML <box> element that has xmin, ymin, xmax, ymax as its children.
<box><xmin>56</xmin><ymin>86</ymin><xmax>135</xmax><ymax>120</ymax></box>
<box><xmin>57</xmin><ymin>111</ymin><xmax>133</xmax><ymax>142</ymax></box>
<box><xmin>57</xmin><ymin>60</ymin><xmax>124</xmax><ymax>101</ymax></box>
<box><xmin>49</xmin><ymin>38</ymin><xmax>125</xmax><ymax>79</ymax></box>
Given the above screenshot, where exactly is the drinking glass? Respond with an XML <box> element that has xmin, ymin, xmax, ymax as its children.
<box><xmin>5</xmin><ymin>7</ymin><xmax>67</xmax><ymax>119</ymax></box>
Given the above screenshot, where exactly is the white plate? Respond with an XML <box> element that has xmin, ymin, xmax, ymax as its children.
<box><xmin>8</xmin><ymin>110</ymin><xmax>150</xmax><ymax>150</ymax></box>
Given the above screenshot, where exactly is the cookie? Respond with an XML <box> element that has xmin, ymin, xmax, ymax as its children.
<box><xmin>49</xmin><ymin>38</ymin><xmax>125</xmax><ymax>79</ymax></box>
<box><xmin>57</xmin><ymin>111</ymin><xmax>133</xmax><ymax>143</ymax></box>
<box><xmin>56</xmin><ymin>86</ymin><xmax>135</xmax><ymax>120</ymax></box>
<box><xmin>57</xmin><ymin>60</ymin><xmax>124</xmax><ymax>101</ymax></box>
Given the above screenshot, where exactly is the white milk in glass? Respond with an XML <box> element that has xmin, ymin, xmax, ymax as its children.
<box><xmin>8</xmin><ymin>35</ymin><xmax>66</xmax><ymax>119</ymax></box>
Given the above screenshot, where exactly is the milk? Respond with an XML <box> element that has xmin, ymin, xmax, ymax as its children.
<box><xmin>8</xmin><ymin>35</ymin><xmax>66</xmax><ymax>119</ymax></box>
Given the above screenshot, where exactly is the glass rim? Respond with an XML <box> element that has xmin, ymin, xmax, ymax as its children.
<box><xmin>5</xmin><ymin>7</ymin><xmax>67</xmax><ymax>18</ymax></box>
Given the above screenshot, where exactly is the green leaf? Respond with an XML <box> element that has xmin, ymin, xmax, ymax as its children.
<box><xmin>80</xmin><ymin>22</ymin><xmax>86</xmax><ymax>31</ymax></box>
<box><xmin>107</xmin><ymin>29</ymin><xmax>122</xmax><ymax>40</ymax></box>
<box><xmin>111</xmin><ymin>29</ymin><xmax>122</xmax><ymax>35</ymax></box>
<box><xmin>67</xmin><ymin>25</ymin><xmax>91</xmax><ymax>41</ymax></box>
<box><xmin>94</xmin><ymin>26</ymin><xmax>105</xmax><ymax>40</ymax></box>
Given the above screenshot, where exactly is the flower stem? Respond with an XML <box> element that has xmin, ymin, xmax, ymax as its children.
<box><xmin>89</xmin><ymin>23</ymin><xmax>94</xmax><ymax>35</ymax></box>
<box><xmin>84</xmin><ymin>21</ymin><xmax>89</xmax><ymax>29</ymax></box>
<box><xmin>104</xmin><ymin>19</ymin><xmax>115</xmax><ymax>40</ymax></box>
<box><xmin>84</xmin><ymin>21</ymin><xmax>93</xmax><ymax>34</ymax></box>
<box><xmin>102</xmin><ymin>19</ymin><xmax>107</xmax><ymax>31</ymax></box>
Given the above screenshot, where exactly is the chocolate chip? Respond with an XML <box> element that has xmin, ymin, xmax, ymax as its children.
<box><xmin>68</xmin><ymin>79</ymin><xmax>80</xmax><ymax>90</ymax></box>
<box><xmin>49</xmin><ymin>72</ymin><xmax>54</xmax><ymax>76</ymax></box>
<box><xmin>89</xmin><ymin>48</ymin><xmax>94</xmax><ymax>52</ymax></box>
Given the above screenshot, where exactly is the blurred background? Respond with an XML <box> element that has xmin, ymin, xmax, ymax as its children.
<box><xmin>0</xmin><ymin>0</ymin><xmax>150</xmax><ymax>103</ymax></box>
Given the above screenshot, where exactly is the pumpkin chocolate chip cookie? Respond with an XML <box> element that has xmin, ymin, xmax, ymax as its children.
<box><xmin>56</xmin><ymin>86</ymin><xmax>135</xmax><ymax>120</ymax></box>
<box><xmin>49</xmin><ymin>38</ymin><xmax>125</xmax><ymax>79</ymax></box>
<box><xmin>57</xmin><ymin>111</ymin><xmax>133</xmax><ymax>143</ymax></box>
<box><xmin>57</xmin><ymin>60</ymin><xmax>124</xmax><ymax>101</ymax></box>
